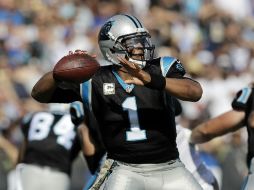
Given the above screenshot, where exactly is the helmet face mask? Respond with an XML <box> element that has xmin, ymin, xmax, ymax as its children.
<box><xmin>98</xmin><ymin>14</ymin><xmax>155</xmax><ymax>68</ymax></box>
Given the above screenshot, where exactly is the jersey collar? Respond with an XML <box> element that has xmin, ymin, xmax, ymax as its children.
<box><xmin>112</xmin><ymin>69</ymin><xmax>134</xmax><ymax>93</ymax></box>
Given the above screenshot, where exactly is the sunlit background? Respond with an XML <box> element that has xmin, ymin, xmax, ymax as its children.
<box><xmin>1</xmin><ymin>0</ymin><xmax>254</xmax><ymax>189</ymax></box>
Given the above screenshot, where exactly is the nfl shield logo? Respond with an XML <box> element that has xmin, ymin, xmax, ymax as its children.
<box><xmin>103</xmin><ymin>83</ymin><xmax>115</xmax><ymax>95</ymax></box>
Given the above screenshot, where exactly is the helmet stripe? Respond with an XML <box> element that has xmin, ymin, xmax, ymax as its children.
<box><xmin>132</xmin><ymin>15</ymin><xmax>143</xmax><ymax>27</ymax></box>
<box><xmin>122</xmin><ymin>14</ymin><xmax>139</xmax><ymax>28</ymax></box>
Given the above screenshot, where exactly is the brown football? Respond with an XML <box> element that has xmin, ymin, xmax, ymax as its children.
<box><xmin>53</xmin><ymin>53</ymin><xmax>100</xmax><ymax>83</ymax></box>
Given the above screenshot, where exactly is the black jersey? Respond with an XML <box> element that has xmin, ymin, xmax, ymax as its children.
<box><xmin>232</xmin><ymin>87</ymin><xmax>254</xmax><ymax>168</ymax></box>
<box><xmin>80</xmin><ymin>56</ymin><xmax>185</xmax><ymax>164</ymax></box>
<box><xmin>21</xmin><ymin>111</ymin><xmax>80</xmax><ymax>175</ymax></box>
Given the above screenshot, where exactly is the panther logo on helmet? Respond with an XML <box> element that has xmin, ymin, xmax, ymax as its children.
<box><xmin>98</xmin><ymin>14</ymin><xmax>155</xmax><ymax>68</ymax></box>
<box><xmin>99</xmin><ymin>21</ymin><xmax>114</xmax><ymax>41</ymax></box>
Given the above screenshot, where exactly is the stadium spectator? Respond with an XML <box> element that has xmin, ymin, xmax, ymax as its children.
<box><xmin>1</xmin><ymin>0</ymin><xmax>254</xmax><ymax>189</ymax></box>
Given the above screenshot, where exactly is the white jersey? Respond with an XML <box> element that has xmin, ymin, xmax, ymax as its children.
<box><xmin>176</xmin><ymin>125</ymin><xmax>219</xmax><ymax>190</ymax></box>
<box><xmin>242</xmin><ymin>157</ymin><xmax>254</xmax><ymax>190</ymax></box>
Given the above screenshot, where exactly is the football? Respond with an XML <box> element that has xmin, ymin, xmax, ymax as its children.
<box><xmin>53</xmin><ymin>53</ymin><xmax>100</xmax><ymax>83</ymax></box>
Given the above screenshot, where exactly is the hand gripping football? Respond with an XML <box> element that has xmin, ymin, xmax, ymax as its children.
<box><xmin>53</xmin><ymin>53</ymin><xmax>100</xmax><ymax>83</ymax></box>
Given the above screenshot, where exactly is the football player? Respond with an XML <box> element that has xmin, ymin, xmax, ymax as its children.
<box><xmin>31</xmin><ymin>14</ymin><xmax>203</xmax><ymax>189</ymax></box>
<box><xmin>82</xmin><ymin>125</ymin><xmax>219</xmax><ymax>190</ymax></box>
<box><xmin>16</xmin><ymin>102</ymin><xmax>101</xmax><ymax>190</ymax></box>
<box><xmin>16</xmin><ymin>103</ymin><xmax>82</xmax><ymax>190</ymax></box>
<box><xmin>176</xmin><ymin>124</ymin><xmax>219</xmax><ymax>190</ymax></box>
<box><xmin>83</xmin><ymin>99</ymin><xmax>219</xmax><ymax>190</ymax></box>
<box><xmin>190</xmin><ymin>85</ymin><xmax>254</xmax><ymax>190</ymax></box>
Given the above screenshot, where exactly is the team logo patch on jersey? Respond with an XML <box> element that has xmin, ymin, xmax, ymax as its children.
<box><xmin>175</xmin><ymin>60</ymin><xmax>185</xmax><ymax>72</ymax></box>
<box><xmin>103</xmin><ymin>83</ymin><xmax>115</xmax><ymax>95</ymax></box>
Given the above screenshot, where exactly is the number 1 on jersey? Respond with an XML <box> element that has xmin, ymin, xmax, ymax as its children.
<box><xmin>122</xmin><ymin>97</ymin><xmax>147</xmax><ymax>141</ymax></box>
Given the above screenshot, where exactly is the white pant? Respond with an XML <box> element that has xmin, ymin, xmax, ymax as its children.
<box><xmin>242</xmin><ymin>158</ymin><xmax>254</xmax><ymax>190</ymax></box>
<box><xmin>102</xmin><ymin>159</ymin><xmax>202</xmax><ymax>190</ymax></box>
<box><xmin>15</xmin><ymin>164</ymin><xmax>70</xmax><ymax>190</ymax></box>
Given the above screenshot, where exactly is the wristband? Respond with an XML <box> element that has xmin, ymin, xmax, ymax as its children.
<box><xmin>144</xmin><ymin>74</ymin><xmax>166</xmax><ymax>90</ymax></box>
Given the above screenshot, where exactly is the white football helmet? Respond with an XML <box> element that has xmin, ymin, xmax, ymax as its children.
<box><xmin>98</xmin><ymin>14</ymin><xmax>155</xmax><ymax>68</ymax></box>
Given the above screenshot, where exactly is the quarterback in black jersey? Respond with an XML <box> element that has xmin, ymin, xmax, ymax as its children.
<box><xmin>190</xmin><ymin>85</ymin><xmax>254</xmax><ymax>190</ymax></box>
<box><xmin>31</xmin><ymin>14</ymin><xmax>203</xmax><ymax>190</ymax></box>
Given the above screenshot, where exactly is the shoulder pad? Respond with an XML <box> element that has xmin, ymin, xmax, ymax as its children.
<box><xmin>160</xmin><ymin>56</ymin><xmax>177</xmax><ymax>77</ymax></box>
<box><xmin>70</xmin><ymin>101</ymin><xmax>85</xmax><ymax>125</ymax></box>
<box><xmin>80</xmin><ymin>79</ymin><xmax>92</xmax><ymax>111</ymax></box>
<box><xmin>232</xmin><ymin>87</ymin><xmax>252</xmax><ymax>111</ymax></box>
<box><xmin>160</xmin><ymin>56</ymin><xmax>185</xmax><ymax>77</ymax></box>
<box><xmin>22</xmin><ymin>112</ymin><xmax>34</xmax><ymax>125</ymax></box>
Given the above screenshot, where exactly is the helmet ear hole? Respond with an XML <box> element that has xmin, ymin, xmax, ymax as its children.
<box><xmin>110</xmin><ymin>48</ymin><xmax>116</xmax><ymax>53</ymax></box>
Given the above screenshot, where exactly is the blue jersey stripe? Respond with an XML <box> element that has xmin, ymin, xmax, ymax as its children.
<box><xmin>81</xmin><ymin>80</ymin><xmax>92</xmax><ymax>111</ymax></box>
<box><xmin>160</xmin><ymin>56</ymin><xmax>176</xmax><ymax>77</ymax></box>
<box><xmin>70</xmin><ymin>101</ymin><xmax>84</xmax><ymax>118</ymax></box>
<box><xmin>112</xmin><ymin>69</ymin><xmax>134</xmax><ymax>93</ymax></box>
<box><xmin>82</xmin><ymin>174</ymin><xmax>98</xmax><ymax>190</ymax></box>
<box><xmin>237</xmin><ymin>87</ymin><xmax>251</xmax><ymax>104</ymax></box>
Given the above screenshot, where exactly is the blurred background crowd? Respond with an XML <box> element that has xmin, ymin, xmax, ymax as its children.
<box><xmin>1</xmin><ymin>0</ymin><xmax>254</xmax><ymax>189</ymax></box>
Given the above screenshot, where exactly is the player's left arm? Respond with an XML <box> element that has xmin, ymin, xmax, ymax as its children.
<box><xmin>190</xmin><ymin>110</ymin><xmax>245</xmax><ymax>144</ymax></box>
<box><xmin>0</xmin><ymin>134</ymin><xmax>19</xmax><ymax>165</ymax></box>
<box><xmin>156</xmin><ymin>58</ymin><xmax>202</xmax><ymax>101</ymax></box>
<box><xmin>78</xmin><ymin>123</ymin><xmax>105</xmax><ymax>174</ymax></box>
<box><xmin>164</xmin><ymin>76</ymin><xmax>202</xmax><ymax>102</ymax></box>
<box><xmin>70</xmin><ymin>101</ymin><xmax>95</xmax><ymax>156</ymax></box>
<box><xmin>118</xmin><ymin>56</ymin><xmax>202</xmax><ymax>102</ymax></box>
<box><xmin>191</xmin><ymin>86</ymin><xmax>253</xmax><ymax>143</ymax></box>
<box><xmin>70</xmin><ymin>101</ymin><xmax>105</xmax><ymax>174</ymax></box>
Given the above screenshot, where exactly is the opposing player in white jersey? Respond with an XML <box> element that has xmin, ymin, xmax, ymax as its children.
<box><xmin>176</xmin><ymin>124</ymin><xmax>219</xmax><ymax>190</ymax></box>
<box><xmin>191</xmin><ymin>85</ymin><xmax>254</xmax><ymax>190</ymax></box>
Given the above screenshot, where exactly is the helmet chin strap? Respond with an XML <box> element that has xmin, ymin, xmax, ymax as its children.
<box><xmin>128</xmin><ymin>57</ymin><xmax>146</xmax><ymax>69</ymax></box>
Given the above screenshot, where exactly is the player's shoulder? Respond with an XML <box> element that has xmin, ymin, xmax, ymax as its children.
<box><xmin>80</xmin><ymin>65</ymin><xmax>112</xmax><ymax>88</ymax></box>
<box><xmin>155</xmin><ymin>56</ymin><xmax>185</xmax><ymax>77</ymax></box>
<box><xmin>92</xmin><ymin>65</ymin><xmax>113</xmax><ymax>81</ymax></box>
<box><xmin>94</xmin><ymin>64</ymin><xmax>112</xmax><ymax>74</ymax></box>
<box><xmin>22</xmin><ymin>112</ymin><xmax>35</xmax><ymax>125</ymax></box>
<box><xmin>232</xmin><ymin>86</ymin><xmax>254</xmax><ymax>111</ymax></box>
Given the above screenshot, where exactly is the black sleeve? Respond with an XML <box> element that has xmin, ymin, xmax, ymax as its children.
<box><xmin>20</xmin><ymin>113</ymin><xmax>34</xmax><ymax>138</ymax></box>
<box><xmin>173</xmin><ymin>98</ymin><xmax>182</xmax><ymax>116</ymax></box>
<box><xmin>231</xmin><ymin>87</ymin><xmax>253</xmax><ymax>111</ymax></box>
<box><xmin>85</xmin><ymin>150</ymin><xmax>106</xmax><ymax>174</ymax></box>
<box><xmin>166</xmin><ymin>59</ymin><xmax>186</xmax><ymax>78</ymax></box>
<box><xmin>50</xmin><ymin>88</ymin><xmax>82</xmax><ymax>103</ymax></box>
<box><xmin>70</xmin><ymin>101</ymin><xmax>85</xmax><ymax>125</ymax></box>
